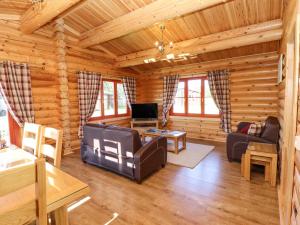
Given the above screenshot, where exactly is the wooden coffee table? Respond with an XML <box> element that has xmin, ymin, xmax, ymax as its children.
<box><xmin>142</xmin><ymin>129</ymin><xmax>187</xmax><ymax>154</ymax></box>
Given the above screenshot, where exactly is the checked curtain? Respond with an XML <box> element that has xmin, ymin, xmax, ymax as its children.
<box><xmin>0</xmin><ymin>61</ymin><xmax>34</xmax><ymax>127</ymax></box>
<box><xmin>122</xmin><ymin>77</ymin><xmax>136</xmax><ymax>109</ymax></box>
<box><xmin>78</xmin><ymin>71</ymin><xmax>101</xmax><ymax>138</ymax></box>
<box><xmin>162</xmin><ymin>75</ymin><xmax>180</xmax><ymax>127</ymax></box>
<box><xmin>207</xmin><ymin>70</ymin><xmax>231</xmax><ymax>133</ymax></box>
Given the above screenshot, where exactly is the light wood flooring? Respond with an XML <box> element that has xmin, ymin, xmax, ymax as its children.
<box><xmin>61</xmin><ymin>140</ymin><xmax>279</xmax><ymax>225</ymax></box>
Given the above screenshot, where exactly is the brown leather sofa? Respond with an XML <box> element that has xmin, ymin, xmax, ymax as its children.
<box><xmin>80</xmin><ymin>123</ymin><xmax>167</xmax><ymax>183</ymax></box>
<box><xmin>226</xmin><ymin>116</ymin><xmax>280</xmax><ymax>162</ymax></box>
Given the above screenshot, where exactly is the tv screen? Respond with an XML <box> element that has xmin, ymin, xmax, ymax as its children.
<box><xmin>131</xmin><ymin>103</ymin><xmax>158</xmax><ymax>119</ymax></box>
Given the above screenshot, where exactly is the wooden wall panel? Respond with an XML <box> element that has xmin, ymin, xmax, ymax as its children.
<box><xmin>136</xmin><ymin>52</ymin><xmax>279</xmax><ymax>142</ymax></box>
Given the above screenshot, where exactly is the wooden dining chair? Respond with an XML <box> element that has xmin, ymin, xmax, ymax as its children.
<box><xmin>22</xmin><ymin>122</ymin><xmax>42</xmax><ymax>156</ymax></box>
<box><xmin>38</xmin><ymin>126</ymin><xmax>63</xmax><ymax>168</ymax></box>
<box><xmin>0</xmin><ymin>158</ymin><xmax>47</xmax><ymax>225</ymax></box>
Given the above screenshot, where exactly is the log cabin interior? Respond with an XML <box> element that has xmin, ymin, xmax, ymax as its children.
<box><xmin>0</xmin><ymin>0</ymin><xmax>299</xmax><ymax>225</ymax></box>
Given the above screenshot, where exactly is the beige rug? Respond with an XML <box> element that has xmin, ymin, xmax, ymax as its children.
<box><xmin>167</xmin><ymin>142</ymin><xmax>215</xmax><ymax>169</ymax></box>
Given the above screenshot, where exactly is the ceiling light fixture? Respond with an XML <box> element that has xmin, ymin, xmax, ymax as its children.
<box><xmin>154</xmin><ymin>24</ymin><xmax>173</xmax><ymax>54</ymax></box>
<box><xmin>31</xmin><ymin>0</ymin><xmax>45</xmax><ymax>12</ymax></box>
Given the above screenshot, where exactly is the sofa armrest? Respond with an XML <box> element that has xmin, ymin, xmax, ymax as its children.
<box><xmin>134</xmin><ymin>136</ymin><xmax>167</xmax><ymax>163</ymax></box>
<box><xmin>226</xmin><ymin>132</ymin><xmax>272</xmax><ymax>161</ymax></box>
<box><xmin>134</xmin><ymin>136</ymin><xmax>167</xmax><ymax>183</ymax></box>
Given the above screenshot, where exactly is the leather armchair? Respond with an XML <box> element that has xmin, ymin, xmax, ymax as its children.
<box><xmin>226</xmin><ymin>116</ymin><xmax>280</xmax><ymax>162</ymax></box>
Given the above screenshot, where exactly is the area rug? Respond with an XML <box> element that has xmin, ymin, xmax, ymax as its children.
<box><xmin>167</xmin><ymin>142</ymin><xmax>215</xmax><ymax>169</ymax></box>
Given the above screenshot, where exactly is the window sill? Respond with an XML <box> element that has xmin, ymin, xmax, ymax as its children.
<box><xmin>169</xmin><ymin>115</ymin><xmax>220</xmax><ymax>121</ymax></box>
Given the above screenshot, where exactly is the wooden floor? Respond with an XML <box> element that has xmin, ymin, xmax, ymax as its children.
<box><xmin>61</xmin><ymin>140</ymin><xmax>279</xmax><ymax>225</ymax></box>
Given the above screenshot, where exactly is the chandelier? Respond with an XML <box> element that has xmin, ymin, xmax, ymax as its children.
<box><xmin>31</xmin><ymin>0</ymin><xmax>45</xmax><ymax>12</ymax></box>
<box><xmin>154</xmin><ymin>24</ymin><xmax>173</xmax><ymax>54</ymax></box>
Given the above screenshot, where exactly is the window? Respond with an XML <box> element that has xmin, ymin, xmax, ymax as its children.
<box><xmin>0</xmin><ymin>93</ymin><xmax>10</xmax><ymax>146</ymax></box>
<box><xmin>91</xmin><ymin>79</ymin><xmax>129</xmax><ymax>120</ymax></box>
<box><xmin>171</xmin><ymin>77</ymin><xmax>219</xmax><ymax>117</ymax></box>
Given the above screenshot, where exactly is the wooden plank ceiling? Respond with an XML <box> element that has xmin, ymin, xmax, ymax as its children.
<box><xmin>0</xmin><ymin>0</ymin><xmax>283</xmax><ymax>71</ymax></box>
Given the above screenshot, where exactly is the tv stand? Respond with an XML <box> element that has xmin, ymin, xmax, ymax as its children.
<box><xmin>131</xmin><ymin>119</ymin><xmax>159</xmax><ymax>135</ymax></box>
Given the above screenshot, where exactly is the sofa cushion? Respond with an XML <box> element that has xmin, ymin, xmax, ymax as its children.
<box><xmin>247</xmin><ymin>123</ymin><xmax>263</xmax><ymax>136</ymax></box>
<box><xmin>260</xmin><ymin>117</ymin><xmax>280</xmax><ymax>143</ymax></box>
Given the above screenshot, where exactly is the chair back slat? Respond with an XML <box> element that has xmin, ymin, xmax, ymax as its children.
<box><xmin>40</xmin><ymin>144</ymin><xmax>56</xmax><ymax>159</ymax></box>
<box><xmin>0</xmin><ymin>158</ymin><xmax>47</xmax><ymax>225</ymax></box>
<box><xmin>39</xmin><ymin>127</ymin><xmax>63</xmax><ymax>168</ymax></box>
<box><xmin>22</xmin><ymin>123</ymin><xmax>41</xmax><ymax>156</ymax></box>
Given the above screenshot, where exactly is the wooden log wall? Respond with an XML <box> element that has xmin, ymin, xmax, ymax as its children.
<box><xmin>136</xmin><ymin>52</ymin><xmax>279</xmax><ymax>142</ymax></box>
<box><xmin>230</xmin><ymin>65</ymin><xmax>279</xmax><ymax>128</ymax></box>
<box><xmin>65</xmin><ymin>45</ymin><xmax>136</xmax><ymax>151</ymax></box>
<box><xmin>55</xmin><ymin>19</ymin><xmax>72</xmax><ymax>154</ymax></box>
<box><xmin>0</xmin><ymin>20</ymin><xmax>136</xmax><ymax>152</ymax></box>
<box><xmin>278</xmin><ymin>1</ymin><xmax>300</xmax><ymax>224</ymax></box>
<box><xmin>0</xmin><ymin>20</ymin><xmax>60</xmax><ymax>130</ymax></box>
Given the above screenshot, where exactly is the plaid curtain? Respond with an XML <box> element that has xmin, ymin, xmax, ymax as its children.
<box><xmin>162</xmin><ymin>75</ymin><xmax>180</xmax><ymax>127</ymax></box>
<box><xmin>78</xmin><ymin>71</ymin><xmax>101</xmax><ymax>138</ymax></box>
<box><xmin>122</xmin><ymin>77</ymin><xmax>136</xmax><ymax>109</ymax></box>
<box><xmin>207</xmin><ymin>70</ymin><xmax>231</xmax><ymax>133</ymax></box>
<box><xmin>0</xmin><ymin>61</ymin><xmax>34</xmax><ymax>127</ymax></box>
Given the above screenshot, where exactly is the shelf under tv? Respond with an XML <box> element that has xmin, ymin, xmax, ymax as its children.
<box><xmin>130</xmin><ymin>119</ymin><xmax>159</xmax><ymax>135</ymax></box>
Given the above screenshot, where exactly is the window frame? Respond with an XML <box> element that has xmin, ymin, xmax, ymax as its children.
<box><xmin>90</xmin><ymin>78</ymin><xmax>130</xmax><ymax>121</ymax></box>
<box><xmin>170</xmin><ymin>76</ymin><xmax>220</xmax><ymax>118</ymax></box>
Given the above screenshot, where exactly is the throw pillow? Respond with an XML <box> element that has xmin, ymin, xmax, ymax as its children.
<box><xmin>240</xmin><ymin>123</ymin><xmax>251</xmax><ymax>134</ymax></box>
<box><xmin>247</xmin><ymin>123</ymin><xmax>263</xmax><ymax>136</ymax></box>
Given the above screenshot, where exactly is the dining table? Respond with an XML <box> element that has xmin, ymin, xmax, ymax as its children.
<box><xmin>0</xmin><ymin>146</ymin><xmax>90</xmax><ymax>225</ymax></box>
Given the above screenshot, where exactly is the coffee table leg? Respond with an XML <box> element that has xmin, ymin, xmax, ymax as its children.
<box><xmin>183</xmin><ymin>135</ymin><xmax>186</xmax><ymax>150</ymax></box>
<box><xmin>244</xmin><ymin>152</ymin><xmax>251</xmax><ymax>181</ymax></box>
<box><xmin>54</xmin><ymin>206</ymin><xmax>69</xmax><ymax>225</ymax></box>
<box><xmin>142</xmin><ymin>134</ymin><xmax>145</xmax><ymax>142</ymax></box>
<box><xmin>270</xmin><ymin>156</ymin><xmax>277</xmax><ymax>187</ymax></box>
<box><xmin>175</xmin><ymin>138</ymin><xmax>179</xmax><ymax>154</ymax></box>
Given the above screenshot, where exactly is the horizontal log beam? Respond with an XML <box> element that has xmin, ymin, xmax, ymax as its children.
<box><xmin>79</xmin><ymin>0</ymin><xmax>233</xmax><ymax>48</ymax></box>
<box><xmin>143</xmin><ymin>52</ymin><xmax>279</xmax><ymax>75</ymax></box>
<box><xmin>20</xmin><ymin>0</ymin><xmax>82</xmax><ymax>34</ymax></box>
<box><xmin>115</xmin><ymin>20</ymin><xmax>283</xmax><ymax>68</ymax></box>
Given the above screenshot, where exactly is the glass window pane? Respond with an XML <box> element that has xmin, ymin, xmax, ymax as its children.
<box><xmin>92</xmin><ymin>95</ymin><xmax>101</xmax><ymax>118</ymax></box>
<box><xmin>173</xmin><ymin>97</ymin><xmax>185</xmax><ymax>113</ymax></box>
<box><xmin>188</xmin><ymin>79</ymin><xmax>201</xmax><ymax>98</ymax></box>
<box><xmin>188</xmin><ymin>98</ymin><xmax>201</xmax><ymax>114</ymax></box>
<box><xmin>0</xmin><ymin>94</ymin><xmax>10</xmax><ymax>146</ymax></box>
<box><xmin>117</xmin><ymin>83</ymin><xmax>127</xmax><ymax>114</ymax></box>
<box><xmin>103</xmin><ymin>81</ymin><xmax>115</xmax><ymax>116</ymax></box>
<box><xmin>175</xmin><ymin>81</ymin><xmax>185</xmax><ymax>98</ymax></box>
<box><xmin>204</xmin><ymin>80</ymin><xmax>219</xmax><ymax>115</ymax></box>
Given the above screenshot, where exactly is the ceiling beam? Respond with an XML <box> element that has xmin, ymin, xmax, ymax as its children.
<box><xmin>114</xmin><ymin>20</ymin><xmax>283</xmax><ymax>68</ymax></box>
<box><xmin>0</xmin><ymin>13</ymin><xmax>20</xmax><ymax>21</ymax></box>
<box><xmin>79</xmin><ymin>0</ymin><xmax>233</xmax><ymax>48</ymax></box>
<box><xmin>20</xmin><ymin>0</ymin><xmax>83</xmax><ymax>34</ymax></box>
<box><xmin>144</xmin><ymin>52</ymin><xmax>278</xmax><ymax>75</ymax></box>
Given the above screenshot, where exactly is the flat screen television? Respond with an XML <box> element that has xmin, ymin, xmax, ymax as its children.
<box><xmin>131</xmin><ymin>103</ymin><xmax>158</xmax><ymax>120</ymax></box>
